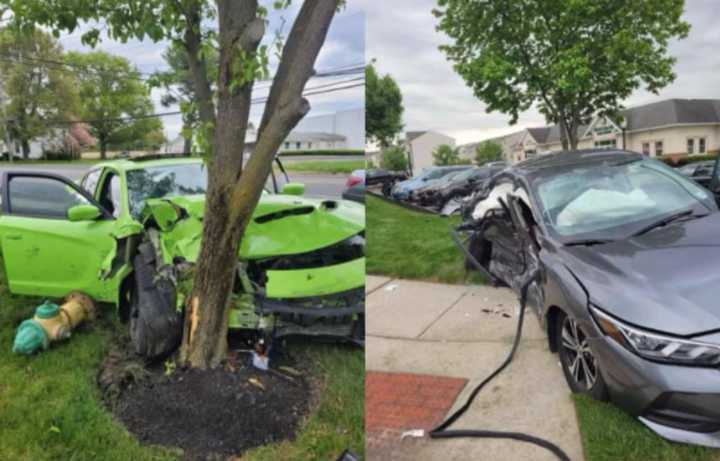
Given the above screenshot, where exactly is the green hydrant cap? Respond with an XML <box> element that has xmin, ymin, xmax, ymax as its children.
<box><xmin>35</xmin><ymin>300</ymin><xmax>60</xmax><ymax>319</ymax></box>
<box><xmin>13</xmin><ymin>319</ymin><xmax>49</xmax><ymax>355</ymax></box>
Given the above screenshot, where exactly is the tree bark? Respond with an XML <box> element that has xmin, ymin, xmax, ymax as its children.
<box><xmin>558</xmin><ymin>117</ymin><xmax>569</xmax><ymax>151</ymax></box>
<box><xmin>21</xmin><ymin>139</ymin><xmax>29</xmax><ymax>159</ymax></box>
<box><xmin>99</xmin><ymin>135</ymin><xmax>107</xmax><ymax>159</ymax></box>
<box><xmin>178</xmin><ymin>0</ymin><xmax>340</xmax><ymax>369</ymax></box>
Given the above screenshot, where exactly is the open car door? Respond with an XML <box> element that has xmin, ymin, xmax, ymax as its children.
<box><xmin>0</xmin><ymin>172</ymin><xmax>118</xmax><ymax>301</ymax></box>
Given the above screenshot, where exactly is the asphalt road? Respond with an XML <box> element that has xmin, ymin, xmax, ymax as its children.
<box><xmin>0</xmin><ymin>163</ymin><xmax>347</xmax><ymax>199</ymax></box>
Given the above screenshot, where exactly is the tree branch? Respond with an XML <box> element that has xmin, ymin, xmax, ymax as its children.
<box><xmin>230</xmin><ymin>0</ymin><xmax>339</xmax><ymax>222</ymax></box>
<box><xmin>210</xmin><ymin>0</ymin><xmax>261</xmax><ymax>185</ymax></box>
<box><xmin>182</xmin><ymin>2</ymin><xmax>215</xmax><ymax>125</ymax></box>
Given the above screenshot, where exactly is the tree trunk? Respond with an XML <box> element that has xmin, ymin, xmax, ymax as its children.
<box><xmin>99</xmin><ymin>137</ymin><xmax>107</xmax><ymax>159</ymax></box>
<box><xmin>182</xmin><ymin>130</ymin><xmax>192</xmax><ymax>154</ymax></box>
<box><xmin>178</xmin><ymin>0</ymin><xmax>339</xmax><ymax>369</ymax></box>
<box><xmin>558</xmin><ymin>118</ymin><xmax>569</xmax><ymax>151</ymax></box>
<box><xmin>21</xmin><ymin>139</ymin><xmax>29</xmax><ymax>159</ymax></box>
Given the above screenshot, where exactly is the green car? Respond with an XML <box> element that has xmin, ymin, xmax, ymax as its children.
<box><xmin>0</xmin><ymin>156</ymin><xmax>365</xmax><ymax>358</ymax></box>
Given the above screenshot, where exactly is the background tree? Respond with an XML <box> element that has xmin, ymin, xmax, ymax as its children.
<box><xmin>432</xmin><ymin>143</ymin><xmax>467</xmax><ymax>165</ymax></box>
<box><xmin>474</xmin><ymin>140</ymin><xmax>503</xmax><ymax>165</ymax></box>
<box><xmin>150</xmin><ymin>41</ymin><xmax>218</xmax><ymax>153</ymax></box>
<box><xmin>65</xmin><ymin>51</ymin><xmax>163</xmax><ymax>158</ymax></box>
<box><xmin>380</xmin><ymin>145</ymin><xmax>408</xmax><ymax>171</ymax></box>
<box><xmin>0</xmin><ymin>27</ymin><xmax>79</xmax><ymax>158</ymax></box>
<box><xmin>435</xmin><ymin>0</ymin><xmax>690</xmax><ymax>150</ymax></box>
<box><xmin>4</xmin><ymin>0</ymin><xmax>342</xmax><ymax>368</ymax></box>
<box><xmin>366</xmin><ymin>63</ymin><xmax>403</xmax><ymax>147</ymax></box>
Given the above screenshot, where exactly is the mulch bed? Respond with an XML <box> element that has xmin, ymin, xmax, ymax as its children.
<box><xmin>98</xmin><ymin>342</ymin><xmax>311</xmax><ymax>460</ymax></box>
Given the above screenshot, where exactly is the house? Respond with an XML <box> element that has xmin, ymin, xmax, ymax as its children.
<box><xmin>5</xmin><ymin>123</ymin><xmax>95</xmax><ymax>159</ymax></box>
<box><xmin>405</xmin><ymin>130</ymin><xmax>456</xmax><ymax>176</ymax></box>
<box><xmin>461</xmin><ymin>99</ymin><xmax>720</xmax><ymax>164</ymax></box>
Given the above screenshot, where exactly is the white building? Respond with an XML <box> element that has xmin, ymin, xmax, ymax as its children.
<box><xmin>242</xmin><ymin>107</ymin><xmax>363</xmax><ymax>154</ymax></box>
<box><xmin>293</xmin><ymin>107</ymin><xmax>364</xmax><ymax>150</ymax></box>
<box><xmin>405</xmin><ymin>130</ymin><xmax>456</xmax><ymax>176</ymax></box>
<box><xmin>279</xmin><ymin>131</ymin><xmax>346</xmax><ymax>151</ymax></box>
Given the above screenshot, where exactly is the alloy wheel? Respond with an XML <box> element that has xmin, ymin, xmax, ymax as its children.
<box><xmin>561</xmin><ymin>316</ymin><xmax>598</xmax><ymax>391</ymax></box>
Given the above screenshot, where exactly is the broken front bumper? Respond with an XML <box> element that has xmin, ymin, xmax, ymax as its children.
<box><xmin>228</xmin><ymin>258</ymin><xmax>365</xmax><ymax>342</ymax></box>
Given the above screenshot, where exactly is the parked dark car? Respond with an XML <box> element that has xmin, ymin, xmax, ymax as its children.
<box><xmin>677</xmin><ymin>160</ymin><xmax>714</xmax><ymax>188</ymax></box>
<box><xmin>366</xmin><ymin>169</ymin><xmax>408</xmax><ymax>196</ymax></box>
<box><xmin>415</xmin><ymin>163</ymin><xmax>506</xmax><ymax>214</ymax></box>
<box><xmin>341</xmin><ymin>169</ymin><xmax>365</xmax><ymax>203</ymax></box>
<box><xmin>342</xmin><ymin>183</ymin><xmax>365</xmax><ymax>204</ymax></box>
<box><xmin>391</xmin><ymin>165</ymin><xmax>472</xmax><ymax>201</ymax></box>
<box><xmin>461</xmin><ymin>149</ymin><xmax>720</xmax><ymax>447</ymax></box>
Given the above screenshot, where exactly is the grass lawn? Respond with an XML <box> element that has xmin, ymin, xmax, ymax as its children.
<box><xmin>574</xmin><ymin>395</ymin><xmax>716</xmax><ymax>461</ymax></box>
<box><xmin>0</xmin><ymin>263</ymin><xmax>363</xmax><ymax>460</ymax></box>
<box><xmin>366</xmin><ymin>194</ymin><xmax>484</xmax><ymax>284</ymax></box>
<box><xmin>284</xmin><ymin>160</ymin><xmax>365</xmax><ymax>174</ymax></box>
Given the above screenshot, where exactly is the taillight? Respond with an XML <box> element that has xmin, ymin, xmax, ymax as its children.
<box><xmin>346</xmin><ymin>176</ymin><xmax>362</xmax><ymax>188</ymax></box>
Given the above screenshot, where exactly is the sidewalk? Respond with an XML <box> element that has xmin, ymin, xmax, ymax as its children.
<box><xmin>365</xmin><ymin>276</ymin><xmax>585</xmax><ymax>461</ymax></box>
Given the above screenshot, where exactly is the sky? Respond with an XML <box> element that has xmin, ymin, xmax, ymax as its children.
<box><xmin>358</xmin><ymin>0</ymin><xmax>720</xmax><ymax>145</ymax></box>
<box><xmin>57</xmin><ymin>3</ymin><xmax>365</xmax><ymax>142</ymax></box>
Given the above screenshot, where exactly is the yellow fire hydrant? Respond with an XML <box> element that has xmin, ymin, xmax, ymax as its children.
<box><xmin>13</xmin><ymin>293</ymin><xmax>95</xmax><ymax>355</ymax></box>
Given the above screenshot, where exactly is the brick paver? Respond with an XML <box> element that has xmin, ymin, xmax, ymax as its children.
<box><xmin>366</xmin><ymin>371</ymin><xmax>467</xmax><ymax>432</ymax></box>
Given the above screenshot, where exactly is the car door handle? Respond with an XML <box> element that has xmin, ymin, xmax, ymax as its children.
<box><xmin>5</xmin><ymin>234</ymin><xmax>22</xmax><ymax>240</ymax></box>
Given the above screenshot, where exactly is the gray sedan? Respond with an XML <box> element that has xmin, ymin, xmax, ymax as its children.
<box><xmin>462</xmin><ymin>149</ymin><xmax>720</xmax><ymax>446</ymax></box>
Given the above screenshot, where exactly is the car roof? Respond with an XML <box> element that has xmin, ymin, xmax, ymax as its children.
<box><xmin>92</xmin><ymin>156</ymin><xmax>203</xmax><ymax>172</ymax></box>
<box><xmin>510</xmin><ymin>149</ymin><xmax>644</xmax><ymax>179</ymax></box>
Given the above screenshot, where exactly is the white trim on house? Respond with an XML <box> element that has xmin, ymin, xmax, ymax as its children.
<box><xmin>625</xmin><ymin>122</ymin><xmax>720</xmax><ymax>134</ymax></box>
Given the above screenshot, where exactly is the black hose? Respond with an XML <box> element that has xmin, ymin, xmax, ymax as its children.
<box><xmin>429</xmin><ymin>228</ymin><xmax>572</xmax><ymax>461</ymax></box>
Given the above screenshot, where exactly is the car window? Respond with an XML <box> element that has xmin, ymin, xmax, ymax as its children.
<box><xmin>81</xmin><ymin>168</ymin><xmax>102</xmax><ymax>196</ymax></box>
<box><xmin>695</xmin><ymin>163</ymin><xmax>713</xmax><ymax>176</ymax></box>
<box><xmin>8</xmin><ymin>176</ymin><xmax>90</xmax><ymax>218</ymax></box>
<box><xmin>423</xmin><ymin>169</ymin><xmax>448</xmax><ymax>180</ymax></box>
<box><xmin>98</xmin><ymin>172</ymin><xmax>122</xmax><ymax>218</ymax></box>
<box><xmin>536</xmin><ymin>159</ymin><xmax>713</xmax><ymax>238</ymax></box>
<box><xmin>677</xmin><ymin>164</ymin><xmax>694</xmax><ymax>175</ymax></box>
<box><xmin>471</xmin><ymin>169</ymin><xmax>491</xmax><ymax>180</ymax></box>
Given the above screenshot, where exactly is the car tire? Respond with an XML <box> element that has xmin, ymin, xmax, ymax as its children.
<box><xmin>129</xmin><ymin>245</ymin><xmax>183</xmax><ymax>361</ymax></box>
<box><xmin>556</xmin><ymin>311</ymin><xmax>609</xmax><ymax>401</ymax></box>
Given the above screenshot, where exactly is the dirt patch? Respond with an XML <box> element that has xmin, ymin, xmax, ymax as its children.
<box><xmin>99</xmin><ymin>341</ymin><xmax>311</xmax><ymax>460</ymax></box>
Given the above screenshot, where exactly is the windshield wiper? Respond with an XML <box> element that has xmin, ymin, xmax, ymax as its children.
<box><xmin>564</xmin><ymin>238</ymin><xmax>615</xmax><ymax>247</ymax></box>
<box><xmin>631</xmin><ymin>209</ymin><xmax>704</xmax><ymax>237</ymax></box>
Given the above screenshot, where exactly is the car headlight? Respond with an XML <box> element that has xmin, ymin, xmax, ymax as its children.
<box><xmin>591</xmin><ymin>306</ymin><xmax>720</xmax><ymax>366</ymax></box>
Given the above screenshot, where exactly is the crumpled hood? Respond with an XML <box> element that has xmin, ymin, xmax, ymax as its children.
<box><xmin>561</xmin><ymin>213</ymin><xmax>720</xmax><ymax>336</ymax></box>
<box><xmin>143</xmin><ymin>193</ymin><xmax>365</xmax><ymax>263</ymax></box>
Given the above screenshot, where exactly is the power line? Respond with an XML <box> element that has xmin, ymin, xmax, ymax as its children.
<box><xmin>41</xmin><ymin>80</ymin><xmax>364</xmax><ymax>125</ymax></box>
<box><xmin>0</xmin><ymin>52</ymin><xmax>364</xmax><ymax>85</ymax></box>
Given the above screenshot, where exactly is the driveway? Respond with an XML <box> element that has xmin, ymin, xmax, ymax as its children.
<box><xmin>365</xmin><ymin>276</ymin><xmax>584</xmax><ymax>461</ymax></box>
<box><xmin>0</xmin><ymin>164</ymin><xmax>346</xmax><ymax>199</ymax></box>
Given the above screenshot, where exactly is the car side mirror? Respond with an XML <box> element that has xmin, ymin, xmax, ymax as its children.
<box><xmin>67</xmin><ymin>204</ymin><xmax>101</xmax><ymax>222</ymax></box>
<box><xmin>281</xmin><ymin>182</ymin><xmax>305</xmax><ymax>196</ymax></box>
